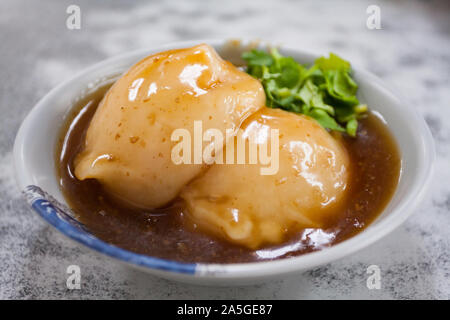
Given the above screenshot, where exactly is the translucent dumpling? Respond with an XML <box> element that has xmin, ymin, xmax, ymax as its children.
<box><xmin>180</xmin><ymin>108</ymin><xmax>350</xmax><ymax>249</ymax></box>
<box><xmin>74</xmin><ymin>44</ymin><xmax>265</xmax><ymax>209</ymax></box>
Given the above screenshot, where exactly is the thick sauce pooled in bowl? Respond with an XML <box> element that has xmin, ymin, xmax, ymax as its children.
<box><xmin>57</xmin><ymin>82</ymin><xmax>400</xmax><ymax>263</ymax></box>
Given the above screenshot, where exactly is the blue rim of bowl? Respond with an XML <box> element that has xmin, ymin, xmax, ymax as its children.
<box><xmin>24</xmin><ymin>185</ymin><xmax>197</xmax><ymax>274</ymax></box>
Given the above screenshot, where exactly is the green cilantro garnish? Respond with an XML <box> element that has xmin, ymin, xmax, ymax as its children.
<box><xmin>242</xmin><ymin>49</ymin><xmax>367</xmax><ymax>137</ymax></box>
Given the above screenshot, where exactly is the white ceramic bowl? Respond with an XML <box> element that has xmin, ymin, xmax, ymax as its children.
<box><xmin>13</xmin><ymin>40</ymin><xmax>435</xmax><ymax>285</ymax></box>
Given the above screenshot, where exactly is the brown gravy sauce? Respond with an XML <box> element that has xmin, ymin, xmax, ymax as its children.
<box><xmin>57</xmin><ymin>83</ymin><xmax>401</xmax><ymax>263</ymax></box>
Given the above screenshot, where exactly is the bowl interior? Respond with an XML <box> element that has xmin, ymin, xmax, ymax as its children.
<box><xmin>14</xmin><ymin>40</ymin><xmax>434</xmax><ymax>282</ymax></box>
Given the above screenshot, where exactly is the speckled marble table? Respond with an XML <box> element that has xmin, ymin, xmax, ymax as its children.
<box><xmin>0</xmin><ymin>0</ymin><xmax>449</xmax><ymax>299</ymax></box>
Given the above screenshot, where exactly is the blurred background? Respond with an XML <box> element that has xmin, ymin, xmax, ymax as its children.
<box><xmin>0</xmin><ymin>0</ymin><xmax>449</xmax><ymax>299</ymax></box>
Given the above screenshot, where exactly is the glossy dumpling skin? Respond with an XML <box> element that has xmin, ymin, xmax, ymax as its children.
<box><xmin>74</xmin><ymin>44</ymin><xmax>265</xmax><ymax>209</ymax></box>
<box><xmin>180</xmin><ymin>108</ymin><xmax>350</xmax><ymax>249</ymax></box>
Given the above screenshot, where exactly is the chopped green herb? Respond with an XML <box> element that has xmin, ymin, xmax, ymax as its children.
<box><xmin>242</xmin><ymin>48</ymin><xmax>367</xmax><ymax>137</ymax></box>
